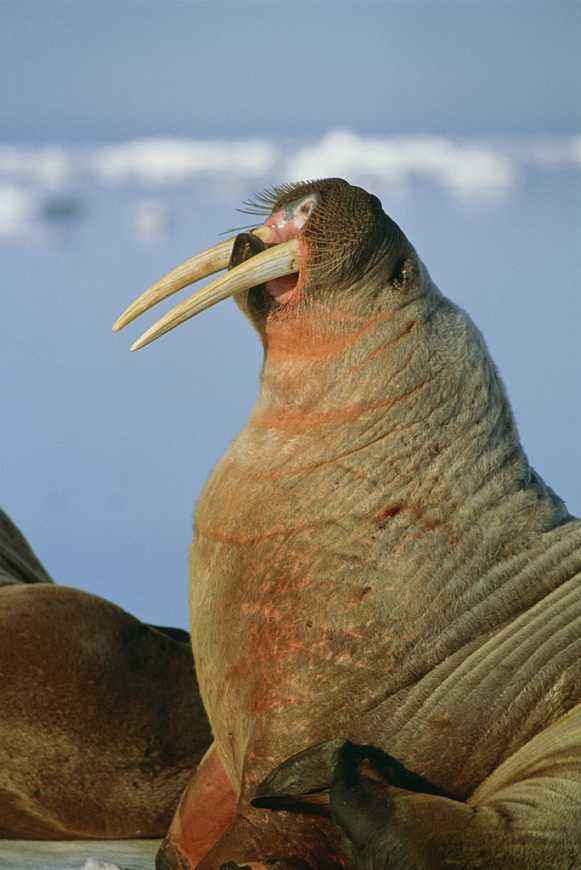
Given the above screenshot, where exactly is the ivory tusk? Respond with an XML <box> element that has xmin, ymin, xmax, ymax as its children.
<box><xmin>130</xmin><ymin>238</ymin><xmax>300</xmax><ymax>352</ymax></box>
<box><xmin>112</xmin><ymin>225</ymin><xmax>273</xmax><ymax>332</ymax></box>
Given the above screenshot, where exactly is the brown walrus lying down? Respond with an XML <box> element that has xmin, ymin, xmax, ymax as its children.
<box><xmin>0</xmin><ymin>506</ymin><xmax>211</xmax><ymax>839</ymax></box>
<box><xmin>116</xmin><ymin>178</ymin><xmax>581</xmax><ymax>868</ymax></box>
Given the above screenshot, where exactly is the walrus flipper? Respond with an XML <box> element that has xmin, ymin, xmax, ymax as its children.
<box><xmin>254</xmin><ymin>739</ymin><xmax>448</xmax><ymax>816</ymax></box>
<box><xmin>327</xmin><ymin>712</ymin><xmax>581</xmax><ymax>869</ymax></box>
<box><xmin>251</xmin><ymin>741</ymin><xmax>452</xmax><ymax>868</ymax></box>
<box><xmin>255</xmin><ymin>730</ymin><xmax>581</xmax><ymax>868</ymax></box>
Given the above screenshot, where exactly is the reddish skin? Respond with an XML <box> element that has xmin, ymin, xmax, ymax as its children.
<box><xmin>159</xmin><ymin>745</ymin><xmax>237</xmax><ymax>866</ymax></box>
<box><xmin>264</xmin><ymin>272</ymin><xmax>298</xmax><ymax>302</ymax></box>
<box><xmin>262</xmin><ymin>195</ymin><xmax>318</xmax><ymax>302</ymax></box>
<box><xmin>159</xmin><ymin>187</ymin><xmax>360</xmax><ymax>869</ymax></box>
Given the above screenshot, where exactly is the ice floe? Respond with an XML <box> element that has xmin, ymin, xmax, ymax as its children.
<box><xmin>89</xmin><ymin>137</ymin><xmax>277</xmax><ymax>185</ymax></box>
<box><xmin>133</xmin><ymin>198</ymin><xmax>171</xmax><ymax>241</ymax></box>
<box><xmin>0</xmin><ymin>131</ymin><xmax>579</xmax><ymax>242</ymax></box>
<box><xmin>0</xmin><ymin>144</ymin><xmax>71</xmax><ymax>188</ymax></box>
<box><xmin>0</xmin><ymin>185</ymin><xmax>38</xmax><ymax>238</ymax></box>
<box><xmin>286</xmin><ymin>130</ymin><xmax>518</xmax><ymax>197</ymax></box>
<box><xmin>79</xmin><ymin>860</ymin><xmax>121</xmax><ymax>870</ymax></box>
<box><xmin>0</xmin><ymin>838</ymin><xmax>159</xmax><ymax>869</ymax></box>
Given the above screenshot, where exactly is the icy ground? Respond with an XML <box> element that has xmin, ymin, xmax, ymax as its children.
<box><xmin>0</xmin><ymin>840</ymin><xmax>159</xmax><ymax>870</ymax></box>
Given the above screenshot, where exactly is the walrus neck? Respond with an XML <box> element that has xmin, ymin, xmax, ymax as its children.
<box><xmin>258</xmin><ymin>260</ymin><xmax>430</xmax><ymax>411</ymax></box>
<box><xmin>261</xmin><ymin>301</ymin><xmax>405</xmax><ymax>390</ymax></box>
<box><xmin>245</xmin><ymin>264</ymin><xmax>570</xmax><ymax>565</ymax></box>
<box><xmin>200</xmin><ymin>260</ymin><xmax>573</xmax><ymax>664</ymax></box>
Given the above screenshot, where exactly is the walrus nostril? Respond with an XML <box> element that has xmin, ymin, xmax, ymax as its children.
<box><xmin>229</xmin><ymin>232</ymin><xmax>267</xmax><ymax>270</ymax></box>
<box><xmin>229</xmin><ymin>232</ymin><xmax>273</xmax><ymax>317</ymax></box>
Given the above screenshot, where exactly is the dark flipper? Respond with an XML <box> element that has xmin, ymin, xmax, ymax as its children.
<box><xmin>253</xmin><ymin>738</ymin><xmax>449</xmax><ymax>818</ymax></box>
<box><xmin>254</xmin><ymin>740</ymin><xmax>453</xmax><ymax>868</ymax></box>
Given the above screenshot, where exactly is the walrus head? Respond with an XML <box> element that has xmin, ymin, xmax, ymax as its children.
<box><xmin>113</xmin><ymin>179</ymin><xmax>416</xmax><ymax>352</ymax></box>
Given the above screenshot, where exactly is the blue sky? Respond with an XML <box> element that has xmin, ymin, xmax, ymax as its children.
<box><xmin>2</xmin><ymin>1</ymin><xmax>580</xmax><ymax>140</ymax></box>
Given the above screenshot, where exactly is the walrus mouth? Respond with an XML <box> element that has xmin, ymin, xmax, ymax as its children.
<box><xmin>112</xmin><ymin>216</ymin><xmax>309</xmax><ymax>352</ymax></box>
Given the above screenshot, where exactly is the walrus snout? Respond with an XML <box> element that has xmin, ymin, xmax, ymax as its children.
<box><xmin>112</xmin><ymin>177</ymin><xmax>411</xmax><ymax>351</ymax></box>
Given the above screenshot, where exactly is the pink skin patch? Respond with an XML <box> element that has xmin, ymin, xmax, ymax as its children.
<box><xmin>160</xmin><ymin>743</ymin><xmax>237</xmax><ymax>867</ymax></box>
<box><xmin>261</xmin><ymin>193</ymin><xmax>319</xmax><ymax>304</ymax></box>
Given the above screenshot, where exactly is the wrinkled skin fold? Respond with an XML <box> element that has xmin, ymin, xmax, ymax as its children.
<box><xmin>116</xmin><ymin>178</ymin><xmax>581</xmax><ymax>868</ymax></box>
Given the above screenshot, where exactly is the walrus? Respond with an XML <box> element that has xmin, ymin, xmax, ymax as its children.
<box><xmin>0</xmin><ymin>506</ymin><xmax>212</xmax><ymax>839</ymax></box>
<box><xmin>115</xmin><ymin>178</ymin><xmax>581</xmax><ymax>868</ymax></box>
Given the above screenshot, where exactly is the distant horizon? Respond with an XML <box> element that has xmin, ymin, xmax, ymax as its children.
<box><xmin>2</xmin><ymin>130</ymin><xmax>580</xmax><ymax>243</ymax></box>
<box><xmin>3</xmin><ymin>122</ymin><xmax>581</xmax><ymax>146</ymax></box>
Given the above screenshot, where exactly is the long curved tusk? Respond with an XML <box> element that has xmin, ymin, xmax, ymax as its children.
<box><xmin>112</xmin><ymin>226</ymin><xmax>273</xmax><ymax>332</ymax></box>
<box><xmin>131</xmin><ymin>238</ymin><xmax>300</xmax><ymax>352</ymax></box>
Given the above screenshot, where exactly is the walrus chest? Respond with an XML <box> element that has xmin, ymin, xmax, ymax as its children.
<box><xmin>189</xmin><ymin>415</ymin><xmax>575</xmax><ymax>792</ymax></box>
<box><xmin>188</xmin><ymin>444</ymin><xmax>404</xmax><ymax>777</ymax></box>
<box><xmin>190</xmin><ymin>503</ymin><xmax>383</xmax><ymax>718</ymax></box>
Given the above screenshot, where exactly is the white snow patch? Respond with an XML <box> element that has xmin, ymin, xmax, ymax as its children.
<box><xmin>0</xmin><ymin>145</ymin><xmax>71</xmax><ymax>188</ymax></box>
<box><xmin>285</xmin><ymin>130</ymin><xmax>518</xmax><ymax>198</ymax></box>
<box><xmin>0</xmin><ymin>133</ymin><xmax>578</xmax><ymax>215</ymax></box>
<box><xmin>133</xmin><ymin>198</ymin><xmax>171</xmax><ymax>241</ymax></box>
<box><xmin>90</xmin><ymin>137</ymin><xmax>277</xmax><ymax>185</ymax></box>
<box><xmin>0</xmin><ymin>838</ymin><xmax>159</xmax><ymax>869</ymax></box>
<box><xmin>0</xmin><ymin>185</ymin><xmax>38</xmax><ymax>238</ymax></box>
<box><xmin>78</xmin><ymin>861</ymin><xmax>121</xmax><ymax>870</ymax></box>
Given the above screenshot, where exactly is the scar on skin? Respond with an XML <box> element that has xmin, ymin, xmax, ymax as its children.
<box><xmin>352</xmin><ymin>585</ymin><xmax>373</xmax><ymax>602</ymax></box>
<box><xmin>251</xmin><ymin>374</ymin><xmax>425</xmax><ymax>434</ymax></box>
<box><xmin>345</xmin><ymin>320</ymin><xmax>417</xmax><ymax>376</ymax></box>
<box><xmin>376</xmin><ymin>504</ymin><xmax>403</xmax><ymax>527</ymax></box>
<box><xmin>198</xmin><ymin>518</ymin><xmax>323</xmax><ymax>545</ymax></box>
<box><xmin>240</xmin><ymin>602</ymin><xmax>284</xmax><ymax>621</ymax></box>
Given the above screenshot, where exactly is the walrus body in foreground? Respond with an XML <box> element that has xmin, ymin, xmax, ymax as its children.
<box><xmin>0</xmin><ymin>507</ymin><xmax>211</xmax><ymax>839</ymax></box>
<box><xmin>117</xmin><ymin>178</ymin><xmax>581</xmax><ymax>868</ymax></box>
